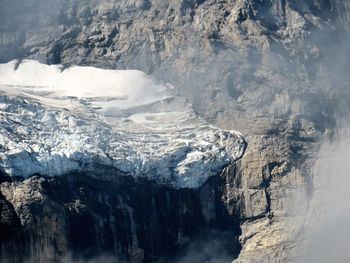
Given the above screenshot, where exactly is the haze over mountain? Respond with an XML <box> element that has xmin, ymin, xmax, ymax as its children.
<box><xmin>1</xmin><ymin>0</ymin><xmax>350</xmax><ymax>262</ymax></box>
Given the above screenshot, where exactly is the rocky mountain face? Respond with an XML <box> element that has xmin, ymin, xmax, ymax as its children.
<box><xmin>0</xmin><ymin>172</ymin><xmax>243</xmax><ymax>263</ymax></box>
<box><xmin>1</xmin><ymin>0</ymin><xmax>350</xmax><ymax>262</ymax></box>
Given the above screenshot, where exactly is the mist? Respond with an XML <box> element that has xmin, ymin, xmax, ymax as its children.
<box><xmin>0</xmin><ymin>59</ymin><xmax>172</xmax><ymax>111</ymax></box>
<box><xmin>2</xmin><ymin>1</ymin><xmax>350</xmax><ymax>262</ymax></box>
<box><xmin>157</xmin><ymin>231</ymin><xmax>240</xmax><ymax>263</ymax></box>
<box><xmin>291</xmin><ymin>129</ymin><xmax>350</xmax><ymax>262</ymax></box>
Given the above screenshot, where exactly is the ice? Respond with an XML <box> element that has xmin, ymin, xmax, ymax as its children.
<box><xmin>0</xmin><ymin>60</ymin><xmax>246</xmax><ymax>188</ymax></box>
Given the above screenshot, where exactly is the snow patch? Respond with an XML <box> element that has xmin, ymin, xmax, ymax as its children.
<box><xmin>0</xmin><ymin>60</ymin><xmax>246</xmax><ymax>188</ymax></box>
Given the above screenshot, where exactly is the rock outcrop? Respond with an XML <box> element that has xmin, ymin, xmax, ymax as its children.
<box><xmin>0</xmin><ymin>172</ymin><xmax>243</xmax><ymax>263</ymax></box>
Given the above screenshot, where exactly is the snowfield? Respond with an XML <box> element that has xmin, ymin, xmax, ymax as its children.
<box><xmin>0</xmin><ymin>60</ymin><xmax>246</xmax><ymax>188</ymax></box>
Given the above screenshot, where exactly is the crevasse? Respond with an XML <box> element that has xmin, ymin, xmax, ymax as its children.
<box><xmin>0</xmin><ymin>60</ymin><xmax>246</xmax><ymax>188</ymax></box>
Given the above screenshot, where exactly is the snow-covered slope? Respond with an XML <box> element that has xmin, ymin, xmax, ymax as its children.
<box><xmin>0</xmin><ymin>60</ymin><xmax>246</xmax><ymax>188</ymax></box>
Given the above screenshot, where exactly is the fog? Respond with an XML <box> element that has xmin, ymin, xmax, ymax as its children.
<box><xmin>1</xmin><ymin>0</ymin><xmax>350</xmax><ymax>262</ymax></box>
<box><xmin>291</xmin><ymin>128</ymin><xmax>350</xmax><ymax>262</ymax></box>
<box><xmin>292</xmin><ymin>23</ymin><xmax>350</xmax><ymax>262</ymax></box>
<box><xmin>165</xmin><ymin>231</ymin><xmax>240</xmax><ymax>263</ymax></box>
<box><xmin>0</xmin><ymin>60</ymin><xmax>172</xmax><ymax>110</ymax></box>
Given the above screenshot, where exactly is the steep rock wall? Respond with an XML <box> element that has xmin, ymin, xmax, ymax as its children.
<box><xmin>1</xmin><ymin>1</ymin><xmax>350</xmax><ymax>262</ymax></box>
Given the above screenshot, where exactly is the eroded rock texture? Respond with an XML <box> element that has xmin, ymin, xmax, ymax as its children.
<box><xmin>0</xmin><ymin>173</ymin><xmax>242</xmax><ymax>263</ymax></box>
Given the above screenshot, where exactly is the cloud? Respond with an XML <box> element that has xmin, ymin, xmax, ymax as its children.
<box><xmin>0</xmin><ymin>59</ymin><xmax>173</xmax><ymax>111</ymax></box>
<box><xmin>295</xmin><ymin>133</ymin><xmax>350</xmax><ymax>262</ymax></box>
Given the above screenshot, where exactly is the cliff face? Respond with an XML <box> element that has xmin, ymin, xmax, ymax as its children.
<box><xmin>1</xmin><ymin>0</ymin><xmax>350</xmax><ymax>262</ymax></box>
<box><xmin>0</xmin><ymin>170</ymin><xmax>243</xmax><ymax>263</ymax></box>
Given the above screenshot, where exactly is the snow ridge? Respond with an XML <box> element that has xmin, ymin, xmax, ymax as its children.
<box><xmin>0</xmin><ymin>60</ymin><xmax>246</xmax><ymax>188</ymax></box>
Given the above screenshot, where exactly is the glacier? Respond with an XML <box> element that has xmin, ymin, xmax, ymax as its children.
<box><xmin>0</xmin><ymin>60</ymin><xmax>246</xmax><ymax>188</ymax></box>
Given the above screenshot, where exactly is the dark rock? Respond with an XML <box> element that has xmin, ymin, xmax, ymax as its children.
<box><xmin>0</xmin><ymin>173</ymin><xmax>242</xmax><ymax>262</ymax></box>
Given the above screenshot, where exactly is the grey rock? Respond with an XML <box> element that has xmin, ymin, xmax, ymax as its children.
<box><xmin>0</xmin><ymin>174</ymin><xmax>241</xmax><ymax>262</ymax></box>
<box><xmin>1</xmin><ymin>0</ymin><xmax>350</xmax><ymax>262</ymax></box>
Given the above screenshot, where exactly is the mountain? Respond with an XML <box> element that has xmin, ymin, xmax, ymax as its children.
<box><xmin>1</xmin><ymin>0</ymin><xmax>350</xmax><ymax>262</ymax></box>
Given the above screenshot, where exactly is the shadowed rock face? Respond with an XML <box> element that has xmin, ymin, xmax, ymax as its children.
<box><xmin>0</xmin><ymin>192</ymin><xmax>24</xmax><ymax>262</ymax></box>
<box><xmin>1</xmin><ymin>1</ymin><xmax>350</xmax><ymax>262</ymax></box>
<box><xmin>0</xmin><ymin>169</ymin><xmax>242</xmax><ymax>263</ymax></box>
